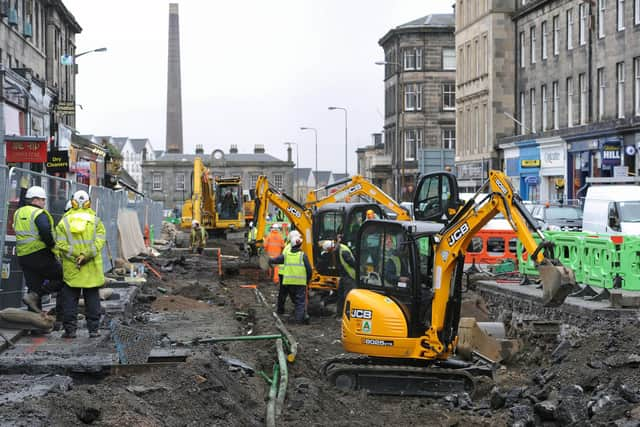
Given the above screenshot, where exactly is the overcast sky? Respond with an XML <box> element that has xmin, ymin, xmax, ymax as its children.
<box><xmin>65</xmin><ymin>0</ymin><xmax>454</xmax><ymax>174</ymax></box>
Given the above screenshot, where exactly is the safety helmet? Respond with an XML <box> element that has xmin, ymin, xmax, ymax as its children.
<box><xmin>249</xmin><ymin>221</ymin><xmax>254</xmax><ymax>227</ymax></box>
<box><xmin>192</xmin><ymin>220</ymin><xmax>199</xmax><ymax>227</ymax></box>
<box><xmin>26</xmin><ymin>186</ymin><xmax>47</xmax><ymax>200</ymax></box>
<box><xmin>289</xmin><ymin>230</ymin><xmax>302</xmax><ymax>246</ymax></box>
<box><xmin>322</xmin><ymin>240</ymin><xmax>335</xmax><ymax>251</ymax></box>
<box><xmin>64</xmin><ymin>200</ymin><xmax>72</xmax><ymax>212</ymax></box>
<box><xmin>271</xmin><ymin>223</ymin><xmax>281</xmax><ymax>230</ymax></box>
<box><xmin>366</xmin><ymin>209</ymin><xmax>375</xmax><ymax>219</ymax></box>
<box><xmin>71</xmin><ymin>190</ymin><xmax>91</xmax><ymax>209</ymax></box>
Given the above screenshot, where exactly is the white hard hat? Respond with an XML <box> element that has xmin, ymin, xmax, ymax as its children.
<box><xmin>249</xmin><ymin>221</ymin><xmax>254</xmax><ymax>227</ymax></box>
<box><xmin>192</xmin><ymin>220</ymin><xmax>199</xmax><ymax>227</ymax></box>
<box><xmin>289</xmin><ymin>230</ymin><xmax>302</xmax><ymax>246</ymax></box>
<box><xmin>73</xmin><ymin>190</ymin><xmax>90</xmax><ymax>205</ymax></box>
<box><xmin>64</xmin><ymin>200</ymin><xmax>72</xmax><ymax>212</ymax></box>
<box><xmin>272</xmin><ymin>223</ymin><xmax>281</xmax><ymax>230</ymax></box>
<box><xmin>322</xmin><ymin>240</ymin><xmax>335</xmax><ymax>251</ymax></box>
<box><xmin>26</xmin><ymin>186</ymin><xmax>46</xmax><ymax>199</ymax></box>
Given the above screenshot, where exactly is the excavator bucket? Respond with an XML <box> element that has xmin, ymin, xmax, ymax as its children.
<box><xmin>457</xmin><ymin>318</ymin><xmax>521</xmax><ymax>363</ymax></box>
<box><xmin>537</xmin><ymin>261</ymin><xmax>576</xmax><ymax>307</ymax></box>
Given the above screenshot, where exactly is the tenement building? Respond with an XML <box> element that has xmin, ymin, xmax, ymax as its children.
<box><xmin>455</xmin><ymin>0</ymin><xmax>516</xmax><ymax>192</ymax></box>
<box><xmin>498</xmin><ymin>0</ymin><xmax>640</xmax><ymax>201</ymax></box>
<box><xmin>378</xmin><ymin>14</ymin><xmax>456</xmax><ymax>201</ymax></box>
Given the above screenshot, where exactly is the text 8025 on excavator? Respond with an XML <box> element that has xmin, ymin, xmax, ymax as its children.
<box><xmin>324</xmin><ymin>170</ymin><xmax>576</xmax><ymax>397</ymax></box>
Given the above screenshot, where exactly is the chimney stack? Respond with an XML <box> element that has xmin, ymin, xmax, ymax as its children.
<box><xmin>287</xmin><ymin>146</ymin><xmax>292</xmax><ymax>162</ymax></box>
<box><xmin>229</xmin><ymin>144</ymin><xmax>238</xmax><ymax>154</ymax></box>
<box><xmin>195</xmin><ymin>144</ymin><xmax>204</xmax><ymax>154</ymax></box>
<box><xmin>254</xmin><ymin>144</ymin><xmax>265</xmax><ymax>154</ymax></box>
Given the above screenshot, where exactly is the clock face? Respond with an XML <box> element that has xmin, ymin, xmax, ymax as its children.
<box><xmin>213</xmin><ymin>150</ymin><xmax>224</xmax><ymax>160</ymax></box>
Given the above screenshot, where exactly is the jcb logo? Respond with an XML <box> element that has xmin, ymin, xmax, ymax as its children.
<box><xmin>495</xmin><ymin>178</ymin><xmax>508</xmax><ymax>195</ymax></box>
<box><xmin>335</xmin><ymin>184</ymin><xmax>362</xmax><ymax>200</ymax></box>
<box><xmin>287</xmin><ymin>207</ymin><xmax>302</xmax><ymax>218</ymax></box>
<box><xmin>448</xmin><ymin>222</ymin><xmax>470</xmax><ymax>247</ymax></box>
<box><xmin>351</xmin><ymin>309</ymin><xmax>372</xmax><ymax>319</ymax></box>
<box><xmin>347</xmin><ymin>184</ymin><xmax>362</xmax><ymax>194</ymax></box>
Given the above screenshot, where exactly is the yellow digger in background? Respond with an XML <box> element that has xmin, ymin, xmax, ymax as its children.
<box><xmin>181</xmin><ymin>156</ymin><xmax>244</xmax><ymax>238</ymax></box>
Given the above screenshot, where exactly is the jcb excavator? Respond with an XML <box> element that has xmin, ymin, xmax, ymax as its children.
<box><xmin>181</xmin><ymin>157</ymin><xmax>244</xmax><ymax>237</ymax></box>
<box><xmin>305</xmin><ymin>175</ymin><xmax>412</xmax><ymax>221</ymax></box>
<box><xmin>253</xmin><ymin>176</ymin><xmax>384</xmax><ymax>301</ymax></box>
<box><xmin>324</xmin><ymin>170</ymin><xmax>576</xmax><ymax>396</ymax></box>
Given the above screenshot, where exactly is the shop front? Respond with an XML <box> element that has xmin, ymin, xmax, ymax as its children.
<box><xmin>69</xmin><ymin>134</ymin><xmax>106</xmax><ymax>186</ymax></box>
<box><xmin>516</xmin><ymin>141</ymin><xmax>540</xmax><ymax>202</ymax></box>
<box><xmin>539</xmin><ymin>137</ymin><xmax>567</xmax><ymax>203</ymax></box>
<box><xmin>501</xmin><ymin>142</ymin><xmax>520</xmax><ymax>194</ymax></box>
<box><xmin>566</xmin><ymin>136</ymin><xmax>625</xmax><ymax>199</ymax></box>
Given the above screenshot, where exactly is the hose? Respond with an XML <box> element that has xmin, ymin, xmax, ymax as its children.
<box><xmin>254</xmin><ymin>287</ymin><xmax>299</xmax><ymax>362</ymax></box>
<box><xmin>275</xmin><ymin>338</ymin><xmax>288</xmax><ymax>416</ymax></box>
<box><xmin>266</xmin><ymin>363</ymin><xmax>279</xmax><ymax>427</ymax></box>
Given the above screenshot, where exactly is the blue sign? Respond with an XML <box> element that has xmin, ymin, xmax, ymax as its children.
<box><xmin>524</xmin><ymin>175</ymin><xmax>539</xmax><ymax>185</ymax></box>
<box><xmin>602</xmin><ymin>140</ymin><xmax>621</xmax><ymax>166</ymax></box>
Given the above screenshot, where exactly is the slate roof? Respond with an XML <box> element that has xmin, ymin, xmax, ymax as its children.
<box><xmin>313</xmin><ymin>170</ymin><xmax>331</xmax><ymax>185</ymax></box>
<box><xmin>398</xmin><ymin>13</ymin><xmax>454</xmax><ymax>29</ymax></box>
<box><xmin>129</xmin><ymin>138</ymin><xmax>150</xmax><ymax>154</ymax></box>
<box><xmin>111</xmin><ymin>137</ymin><xmax>128</xmax><ymax>151</ymax></box>
<box><xmin>294</xmin><ymin>168</ymin><xmax>312</xmax><ymax>181</ymax></box>
<box><xmin>331</xmin><ymin>173</ymin><xmax>349</xmax><ymax>181</ymax></box>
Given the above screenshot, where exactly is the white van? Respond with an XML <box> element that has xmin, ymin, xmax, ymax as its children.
<box><xmin>582</xmin><ymin>185</ymin><xmax>640</xmax><ymax>234</ymax></box>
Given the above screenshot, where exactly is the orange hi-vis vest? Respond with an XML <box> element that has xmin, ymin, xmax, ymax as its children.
<box><xmin>264</xmin><ymin>230</ymin><xmax>285</xmax><ymax>257</ymax></box>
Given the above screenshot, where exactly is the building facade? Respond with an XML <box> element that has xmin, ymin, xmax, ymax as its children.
<box><xmin>142</xmin><ymin>145</ymin><xmax>294</xmax><ymax>211</ymax></box>
<box><xmin>356</xmin><ymin>133</ymin><xmax>391</xmax><ymax>194</ymax></box>
<box><xmin>455</xmin><ymin>0</ymin><xmax>516</xmax><ymax>192</ymax></box>
<box><xmin>498</xmin><ymin>0</ymin><xmax>640</xmax><ymax>201</ymax></box>
<box><xmin>379</xmin><ymin>14</ymin><xmax>456</xmax><ymax>201</ymax></box>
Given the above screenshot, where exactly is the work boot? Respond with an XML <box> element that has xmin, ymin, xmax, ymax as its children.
<box><xmin>22</xmin><ymin>292</ymin><xmax>41</xmax><ymax>313</ymax></box>
<box><xmin>52</xmin><ymin>321</ymin><xmax>63</xmax><ymax>332</ymax></box>
<box><xmin>61</xmin><ymin>330</ymin><xmax>76</xmax><ymax>339</ymax></box>
<box><xmin>89</xmin><ymin>331</ymin><xmax>101</xmax><ymax>338</ymax></box>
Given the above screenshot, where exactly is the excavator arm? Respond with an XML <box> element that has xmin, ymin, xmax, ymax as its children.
<box><xmin>254</xmin><ymin>176</ymin><xmax>315</xmax><ymax>268</ymax></box>
<box><xmin>305</xmin><ymin>175</ymin><xmax>411</xmax><ymax>221</ymax></box>
<box><xmin>424</xmin><ymin>170</ymin><xmax>575</xmax><ymax>358</ymax></box>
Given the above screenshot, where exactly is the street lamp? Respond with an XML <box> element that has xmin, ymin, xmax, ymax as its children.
<box><xmin>328</xmin><ymin>106</ymin><xmax>348</xmax><ymax>175</ymax></box>
<box><xmin>284</xmin><ymin>141</ymin><xmax>299</xmax><ymax>198</ymax></box>
<box><xmin>74</xmin><ymin>47</ymin><xmax>107</xmax><ymax>59</ymax></box>
<box><xmin>60</xmin><ymin>47</ymin><xmax>107</xmax><ymax>66</ymax></box>
<box><xmin>300</xmin><ymin>127</ymin><xmax>318</xmax><ymax>187</ymax></box>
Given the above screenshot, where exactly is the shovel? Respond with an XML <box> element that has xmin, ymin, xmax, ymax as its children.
<box><xmin>537</xmin><ymin>260</ymin><xmax>577</xmax><ymax>307</ymax></box>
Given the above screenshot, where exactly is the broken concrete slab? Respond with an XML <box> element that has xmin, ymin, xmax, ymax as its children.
<box><xmin>0</xmin><ymin>374</ymin><xmax>72</xmax><ymax>404</ymax></box>
<box><xmin>609</xmin><ymin>290</ymin><xmax>640</xmax><ymax>308</ymax></box>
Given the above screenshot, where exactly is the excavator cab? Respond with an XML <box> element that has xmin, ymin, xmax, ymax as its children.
<box><xmin>413</xmin><ymin>171</ymin><xmax>463</xmax><ymax>223</ymax></box>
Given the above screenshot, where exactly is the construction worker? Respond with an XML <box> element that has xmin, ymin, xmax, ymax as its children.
<box><xmin>246</xmin><ymin>221</ymin><xmax>258</xmax><ymax>257</ymax></box>
<box><xmin>366</xmin><ymin>209</ymin><xmax>378</xmax><ymax>220</ymax></box>
<box><xmin>55</xmin><ymin>190</ymin><xmax>106</xmax><ymax>338</ymax></box>
<box><xmin>264</xmin><ymin>223</ymin><xmax>285</xmax><ymax>283</ymax></box>
<box><xmin>191</xmin><ymin>220</ymin><xmax>207</xmax><ymax>254</ymax></box>
<box><xmin>15</xmin><ymin>185</ymin><xmax>64</xmax><ymax>328</ymax></box>
<box><xmin>270</xmin><ymin>230</ymin><xmax>312</xmax><ymax>324</ymax></box>
<box><xmin>323</xmin><ymin>237</ymin><xmax>357</xmax><ymax>317</ymax></box>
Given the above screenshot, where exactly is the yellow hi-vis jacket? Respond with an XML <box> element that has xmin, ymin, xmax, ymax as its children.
<box><xmin>282</xmin><ymin>250</ymin><xmax>307</xmax><ymax>286</ymax></box>
<box><xmin>55</xmin><ymin>207</ymin><xmax>106</xmax><ymax>288</ymax></box>
<box><xmin>279</xmin><ymin>243</ymin><xmax>291</xmax><ymax>276</ymax></box>
<box><xmin>13</xmin><ymin>205</ymin><xmax>54</xmax><ymax>256</ymax></box>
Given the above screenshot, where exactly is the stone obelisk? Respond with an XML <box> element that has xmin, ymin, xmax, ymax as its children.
<box><xmin>166</xmin><ymin>3</ymin><xmax>183</xmax><ymax>153</ymax></box>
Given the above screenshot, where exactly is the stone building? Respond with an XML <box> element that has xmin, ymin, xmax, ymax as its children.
<box><xmin>497</xmin><ymin>0</ymin><xmax>640</xmax><ymax>201</ymax></box>
<box><xmin>455</xmin><ymin>0</ymin><xmax>516</xmax><ymax>192</ymax></box>
<box><xmin>378</xmin><ymin>14</ymin><xmax>456</xmax><ymax>201</ymax></box>
<box><xmin>1</xmin><ymin>0</ymin><xmax>81</xmax><ymax>165</ymax></box>
<box><xmin>142</xmin><ymin>144</ymin><xmax>294</xmax><ymax>211</ymax></box>
<box><xmin>356</xmin><ymin>133</ymin><xmax>390</xmax><ymax>194</ymax></box>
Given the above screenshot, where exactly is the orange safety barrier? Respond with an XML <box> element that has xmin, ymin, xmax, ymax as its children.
<box><xmin>211</xmin><ymin>248</ymin><xmax>222</xmax><ymax>276</ymax></box>
<box><xmin>465</xmin><ymin>229</ymin><xmax>518</xmax><ymax>265</ymax></box>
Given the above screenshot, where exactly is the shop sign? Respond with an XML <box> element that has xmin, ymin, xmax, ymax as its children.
<box><xmin>5</xmin><ymin>138</ymin><xmax>47</xmax><ymax>163</ymax></box>
<box><xmin>524</xmin><ymin>175</ymin><xmax>539</xmax><ymax>185</ymax></box>
<box><xmin>601</xmin><ymin>140</ymin><xmax>621</xmax><ymax>166</ymax></box>
<box><xmin>542</xmin><ymin>150</ymin><xmax>564</xmax><ymax>168</ymax></box>
<box><xmin>521</xmin><ymin>159</ymin><xmax>541</xmax><ymax>168</ymax></box>
<box><xmin>46</xmin><ymin>150</ymin><xmax>69</xmax><ymax>173</ymax></box>
<box><xmin>457</xmin><ymin>162</ymin><xmax>483</xmax><ymax>180</ymax></box>
<box><xmin>625</xmin><ymin>145</ymin><xmax>636</xmax><ymax>156</ymax></box>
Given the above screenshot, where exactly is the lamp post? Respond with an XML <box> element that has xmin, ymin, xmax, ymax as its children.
<box><xmin>300</xmin><ymin>127</ymin><xmax>318</xmax><ymax>186</ymax></box>
<box><xmin>375</xmin><ymin>60</ymin><xmax>402</xmax><ymax>199</ymax></box>
<box><xmin>328</xmin><ymin>106</ymin><xmax>348</xmax><ymax>175</ymax></box>
<box><xmin>284</xmin><ymin>141</ymin><xmax>299</xmax><ymax>198</ymax></box>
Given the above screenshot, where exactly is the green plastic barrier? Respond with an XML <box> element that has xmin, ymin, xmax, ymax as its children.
<box><xmin>547</xmin><ymin>231</ymin><xmax>586</xmax><ymax>284</ymax></box>
<box><xmin>581</xmin><ymin>236</ymin><xmax>619</xmax><ymax>289</ymax></box>
<box><xmin>516</xmin><ymin>233</ymin><xmax>544</xmax><ymax>277</ymax></box>
<box><xmin>619</xmin><ymin>236</ymin><xmax>640</xmax><ymax>291</ymax></box>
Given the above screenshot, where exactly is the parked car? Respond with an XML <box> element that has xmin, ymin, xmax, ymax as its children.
<box><xmin>582</xmin><ymin>185</ymin><xmax>640</xmax><ymax>234</ymax></box>
<box><xmin>530</xmin><ymin>203</ymin><xmax>583</xmax><ymax>231</ymax></box>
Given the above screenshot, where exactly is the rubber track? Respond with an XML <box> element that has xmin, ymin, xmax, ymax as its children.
<box><xmin>323</xmin><ymin>354</ymin><xmax>475</xmax><ymax>397</ymax></box>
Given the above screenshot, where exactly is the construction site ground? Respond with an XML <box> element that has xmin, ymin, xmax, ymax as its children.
<box><xmin>1</xmin><ymin>240</ymin><xmax>640</xmax><ymax>426</ymax></box>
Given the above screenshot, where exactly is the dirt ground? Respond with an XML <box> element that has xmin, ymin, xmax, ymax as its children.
<box><xmin>2</xmin><ymin>240</ymin><xmax>640</xmax><ymax>426</ymax></box>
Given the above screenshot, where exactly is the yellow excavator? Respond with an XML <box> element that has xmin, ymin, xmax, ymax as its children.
<box><xmin>181</xmin><ymin>157</ymin><xmax>244</xmax><ymax>237</ymax></box>
<box><xmin>253</xmin><ymin>176</ymin><xmax>385</xmax><ymax>305</ymax></box>
<box><xmin>324</xmin><ymin>170</ymin><xmax>576</xmax><ymax>396</ymax></box>
<box><xmin>305</xmin><ymin>175</ymin><xmax>412</xmax><ymax>221</ymax></box>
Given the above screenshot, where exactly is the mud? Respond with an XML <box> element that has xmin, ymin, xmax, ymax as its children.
<box><xmin>1</xmin><ymin>240</ymin><xmax>639</xmax><ymax>426</ymax></box>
